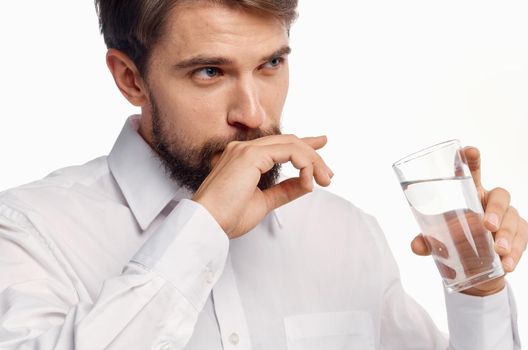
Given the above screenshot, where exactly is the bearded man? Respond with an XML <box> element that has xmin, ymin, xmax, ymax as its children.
<box><xmin>0</xmin><ymin>1</ymin><xmax>525</xmax><ymax>349</ymax></box>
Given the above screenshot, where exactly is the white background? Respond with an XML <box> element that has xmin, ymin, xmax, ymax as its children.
<box><xmin>1</xmin><ymin>0</ymin><xmax>527</xmax><ymax>346</ymax></box>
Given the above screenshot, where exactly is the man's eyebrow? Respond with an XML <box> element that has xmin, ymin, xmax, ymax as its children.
<box><xmin>173</xmin><ymin>45</ymin><xmax>292</xmax><ymax>70</ymax></box>
<box><xmin>261</xmin><ymin>45</ymin><xmax>292</xmax><ymax>63</ymax></box>
<box><xmin>173</xmin><ymin>56</ymin><xmax>234</xmax><ymax>70</ymax></box>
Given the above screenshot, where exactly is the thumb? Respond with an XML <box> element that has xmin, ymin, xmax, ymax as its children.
<box><xmin>411</xmin><ymin>234</ymin><xmax>432</xmax><ymax>256</ymax></box>
<box><xmin>463</xmin><ymin>146</ymin><xmax>483</xmax><ymax>190</ymax></box>
<box><xmin>262</xmin><ymin>177</ymin><xmax>312</xmax><ymax>211</ymax></box>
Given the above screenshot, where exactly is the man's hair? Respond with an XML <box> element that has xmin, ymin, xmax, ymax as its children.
<box><xmin>95</xmin><ymin>0</ymin><xmax>298</xmax><ymax>76</ymax></box>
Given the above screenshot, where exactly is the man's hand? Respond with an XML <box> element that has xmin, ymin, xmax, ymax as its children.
<box><xmin>192</xmin><ymin>134</ymin><xmax>333</xmax><ymax>239</ymax></box>
<box><xmin>410</xmin><ymin>146</ymin><xmax>528</xmax><ymax>296</ymax></box>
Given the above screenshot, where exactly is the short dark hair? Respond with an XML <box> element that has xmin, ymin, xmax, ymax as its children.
<box><xmin>95</xmin><ymin>0</ymin><xmax>298</xmax><ymax>76</ymax></box>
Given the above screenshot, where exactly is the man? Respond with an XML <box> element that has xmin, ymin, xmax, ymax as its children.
<box><xmin>0</xmin><ymin>0</ymin><xmax>525</xmax><ymax>349</ymax></box>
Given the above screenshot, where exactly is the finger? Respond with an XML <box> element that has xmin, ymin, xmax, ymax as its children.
<box><xmin>249</xmin><ymin>143</ymin><xmax>330</xmax><ymax>187</ymax></box>
<box><xmin>463</xmin><ymin>146</ymin><xmax>482</xmax><ymax>190</ymax></box>
<box><xmin>248</xmin><ymin>134</ymin><xmax>328</xmax><ymax>151</ymax></box>
<box><xmin>428</xmin><ymin>236</ymin><xmax>449</xmax><ymax>258</ymax></box>
<box><xmin>454</xmin><ymin>149</ymin><xmax>465</xmax><ymax>177</ymax></box>
<box><xmin>412</xmin><ymin>234</ymin><xmax>450</xmax><ymax>258</ymax></box>
<box><xmin>444</xmin><ymin>210</ymin><xmax>495</xmax><ymax>276</ymax></box>
<box><xmin>262</xmin><ymin>177</ymin><xmax>312</xmax><ymax>210</ymax></box>
<box><xmin>296</xmin><ymin>141</ymin><xmax>334</xmax><ymax>184</ymax></box>
<box><xmin>411</xmin><ymin>234</ymin><xmax>432</xmax><ymax>256</ymax></box>
<box><xmin>247</xmin><ymin>142</ymin><xmax>308</xmax><ymax>172</ymax></box>
<box><xmin>502</xmin><ymin>217</ymin><xmax>528</xmax><ymax>273</ymax></box>
<box><xmin>494</xmin><ymin>206</ymin><xmax>518</xmax><ymax>256</ymax></box>
<box><xmin>291</xmin><ymin>149</ymin><xmax>331</xmax><ymax>187</ymax></box>
<box><xmin>299</xmin><ymin>164</ymin><xmax>314</xmax><ymax>192</ymax></box>
<box><xmin>300</xmin><ymin>135</ymin><xmax>328</xmax><ymax>150</ymax></box>
<box><xmin>262</xmin><ymin>143</ymin><xmax>331</xmax><ymax>186</ymax></box>
<box><xmin>436</xmin><ymin>261</ymin><xmax>457</xmax><ymax>280</ymax></box>
<box><xmin>483</xmin><ymin>187</ymin><xmax>511</xmax><ymax>231</ymax></box>
<box><xmin>312</xmin><ymin>163</ymin><xmax>332</xmax><ymax>187</ymax></box>
<box><xmin>245</xmin><ymin>135</ymin><xmax>334</xmax><ymax>178</ymax></box>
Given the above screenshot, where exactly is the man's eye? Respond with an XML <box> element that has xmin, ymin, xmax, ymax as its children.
<box><xmin>193</xmin><ymin>67</ymin><xmax>222</xmax><ymax>80</ymax></box>
<box><xmin>263</xmin><ymin>57</ymin><xmax>284</xmax><ymax>69</ymax></box>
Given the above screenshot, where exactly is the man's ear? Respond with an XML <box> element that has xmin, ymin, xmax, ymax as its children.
<box><xmin>105</xmin><ymin>48</ymin><xmax>147</xmax><ymax>106</ymax></box>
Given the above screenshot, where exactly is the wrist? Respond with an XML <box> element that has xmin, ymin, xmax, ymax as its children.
<box><xmin>191</xmin><ymin>197</ymin><xmax>232</xmax><ymax>237</ymax></box>
<box><xmin>460</xmin><ymin>276</ymin><xmax>506</xmax><ymax>297</ymax></box>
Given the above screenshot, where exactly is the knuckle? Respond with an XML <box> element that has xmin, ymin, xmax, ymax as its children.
<box><xmin>292</xmin><ymin>150</ymin><xmax>311</xmax><ymax>168</ymax></box>
<box><xmin>225</xmin><ymin>140</ymin><xmax>240</xmax><ymax>151</ymax></box>
<box><xmin>284</xmin><ymin>142</ymin><xmax>297</xmax><ymax>152</ymax></box>
<box><xmin>494</xmin><ymin>186</ymin><xmax>511</xmax><ymax>199</ymax></box>
<box><xmin>290</xmin><ymin>140</ymin><xmax>304</xmax><ymax>152</ymax></box>
<box><xmin>299</xmin><ymin>144</ymin><xmax>315</xmax><ymax>157</ymax></box>
<box><xmin>240</xmin><ymin>144</ymin><xmax>256</xmax><ymax>158</ymax></box>
<box><xmin>300</xmin><ymin>143</ymin><xmax>320</xmax><ymax>159</ymax></box>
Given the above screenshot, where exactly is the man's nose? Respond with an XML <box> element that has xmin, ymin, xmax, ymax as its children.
<box><xmin>227</xmin><ymin>76</ymin><xmax>265</xmax><ymax>130</ymax></box>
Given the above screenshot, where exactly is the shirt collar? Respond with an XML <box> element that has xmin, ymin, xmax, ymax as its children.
<box><xmin>108</xmin><ymin>115</ymin><xmax>192</xmax><ymax>230</ymax></box>
<box><xmin>108</xmin><ymin>115</ymin><xmax>283</xmax><ymax>230</ymax></box>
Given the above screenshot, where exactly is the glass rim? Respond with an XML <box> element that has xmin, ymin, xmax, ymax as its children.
<box><xmin>392</xmin><ymin>139</ymin><xmax>461</xmax><ymax>169</ymax></box>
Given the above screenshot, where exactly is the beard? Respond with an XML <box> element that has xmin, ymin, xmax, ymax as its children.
<box><xmin>149</xmin><ymin>94</ymin><xmax>282</xmax><ymax>194</ymax></box>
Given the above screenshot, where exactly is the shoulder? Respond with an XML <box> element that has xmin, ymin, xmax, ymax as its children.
<box><xmin>0</xmin><ymin>156</ymin><xmax>117</xmax><ymax>215</ymax></box>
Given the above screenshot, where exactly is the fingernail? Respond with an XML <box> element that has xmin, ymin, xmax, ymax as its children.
<box><xmin>486</xmin><ymin>213</ymin><xmax>500</xmax><ymax>229</ymax></box>
<box><xmin>503</xmin><ymin>256</ymin><xmax>515</xmax><ymax>271</ymax></box>
<box><xmin>496</xmin><ymin>238</ymin><xmax>509</xmax><ymax>252</ymax></box>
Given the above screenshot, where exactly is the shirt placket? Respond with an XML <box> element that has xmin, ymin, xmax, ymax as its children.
<box><xmin>212</xmin><ymin>255</ymin><xmax>252</xmax><ymax>350</ymax></box>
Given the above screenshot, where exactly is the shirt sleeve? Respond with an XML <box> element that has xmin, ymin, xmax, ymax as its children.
<box><xmin>0</xmin><ymin>199</ymin><xmax>229</xmax><ymax>350</ymax></box>
<box><xmin>360</xmin><ymin>213</ymin><xmax>520</xmax><ymax>350</ymax></box>
<box><xmin>445</xmin><ymin>284</ymin><xmax>520</xmax><ymax>350</ymax></box>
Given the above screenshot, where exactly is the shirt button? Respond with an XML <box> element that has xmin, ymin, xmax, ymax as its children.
<box><xmin>229</xmin><ymin>332</ymin><xmax>240</xmax><ymax>345</ymax></box>
<box><xmin>157</xmin><ymin>340</ymin><xmax>176</xmax><ymax>350</ymax></box>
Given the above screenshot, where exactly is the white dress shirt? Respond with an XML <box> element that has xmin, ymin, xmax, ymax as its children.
<box><xmin>0</xmin><ymin>115</ymin><xmax>520</xmax><ymax>350</ymax></box>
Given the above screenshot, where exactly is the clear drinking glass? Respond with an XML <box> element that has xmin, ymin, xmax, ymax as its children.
<box><xmin>393</xmin><ymin>139</ymin><xmax>504</xmax><ymax>292</ymax></box>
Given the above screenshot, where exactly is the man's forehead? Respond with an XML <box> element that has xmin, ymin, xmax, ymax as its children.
<box><xmin>159</xmin><ymin>2</ymin><xmax>289</xmax><ymax>61</ymax></box>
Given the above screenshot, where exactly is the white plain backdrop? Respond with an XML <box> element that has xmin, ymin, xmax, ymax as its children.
<box><xmin>1</xmin><ymin>0</ymin><xmax>527</xmax><ymax>346</ymax></box>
